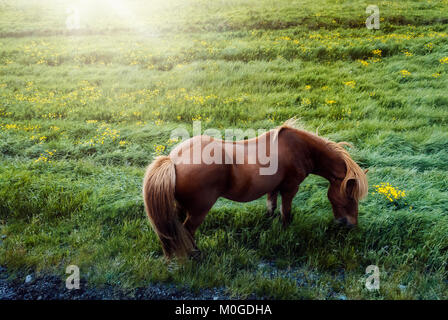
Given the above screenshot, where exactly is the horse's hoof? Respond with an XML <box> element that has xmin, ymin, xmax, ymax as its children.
<box><xmin>266</xmin><ymin>211</ymin><xmax>276</xmax><ymax>219</ymax></box>
<box><xmin>281</xmin><ymin>219</ymin><xmax>292</xmax><ymax>229</ymax></box>
<box><xmin>189</xmin><ymin>249</ymin><xmax>202</xmax><ymax>261</ymax></box>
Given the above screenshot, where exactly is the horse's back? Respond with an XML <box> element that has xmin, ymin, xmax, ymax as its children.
<box><xmin>170</xmin><ymin>136</ymin><xmax>230</xmax><ymax>211</ymax></box>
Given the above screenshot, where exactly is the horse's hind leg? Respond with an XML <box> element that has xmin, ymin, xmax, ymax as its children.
<box><xmin>266</xmin><ymin>191</ymin><xmax>278</xmax><ymax>217</ymax></box>
<box><xmin>184</xmin><ymin>210</ymin><xmax>208</xmax><ymax>239</ymax></box>
<box><xmin>183</xmin><ymin>210</ymin><xmax>209</xmax><ymax>260</ymax></box>
<box><xmin>181</xmin><ymin>193</ymin><xmax>218</xmax><ymax>259</ymax></box>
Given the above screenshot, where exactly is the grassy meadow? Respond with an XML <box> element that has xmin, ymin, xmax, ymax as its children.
<box><xmin>0</xmin><ymin>0</ymin><xmax>448</xmax><ymax>299</ymax></box>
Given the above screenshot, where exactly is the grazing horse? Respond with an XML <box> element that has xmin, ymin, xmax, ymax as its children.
<box><xmin>142</xmin><ymin>119</ymin><xmax>368</xmax><ymax>259</ymax></box>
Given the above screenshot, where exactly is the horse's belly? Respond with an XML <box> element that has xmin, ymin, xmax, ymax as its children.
<box><xmin>222</xmin><ymin>189</ymin><xmax>268</xmax><ymax>203</ymax></box>
<box><xmin>222</xmin><ymin>172</ymin><xmax>282</xmax><ymax>202</ymax></box>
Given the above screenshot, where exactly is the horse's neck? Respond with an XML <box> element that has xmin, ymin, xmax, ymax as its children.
<box><xmin>297</xmin><ymin>131</ymin><xmax>344</xmax><ymax>181</ymax></box>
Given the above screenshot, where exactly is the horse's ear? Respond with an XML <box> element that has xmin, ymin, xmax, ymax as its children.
<box><xmin>364</xmin><ymin>169</ymin><xmax>369</xmax><ymax>174</ymax></box>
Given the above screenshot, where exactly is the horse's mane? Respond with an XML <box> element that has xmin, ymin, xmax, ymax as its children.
<box><xmin>326</xmin><ymin>141</ymin><xmax>368</xmax><ymax>200</ymax></box>
<box><xmin>275</xmin><ymin>118</ymin><xmax>368</xmax><ymax>200</ymax></box>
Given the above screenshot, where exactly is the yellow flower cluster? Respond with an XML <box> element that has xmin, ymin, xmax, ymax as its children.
<box><xmin>30</xmin><ymin>135</ymin><xmax>47</xmax><ymax>144</ymax></box>
<box><xmin>167</xmin><ymin>138</ymin><xmax>179</xmax><ymax>146</ymax></box>
<box><xmin>191</xmin><ymin>115</ymin><xmax>211</xmax><ymax>122</ymax></box>
<box><xmin>136</xmin><ymin>121</ymin><xmax>147</xmax><ymax>126</ymax></box>
<box><xmin>3</xmin><ymin>80</ymin><xmax>250</xmax><ymax>126</ymax></box>
<box><xmin>333</xmin><ymin>107</ymin><xmax>352</xmax><ymax>120</ymax></box>
<box><xmin>424</xmin><ymin>43</ymin><xmax>434</xmax><ymax>51</ymax></box>
<box><xmin>35</xmin><ymin>149</ymin><xmax>56</xmax><ymax>163</ymax></box>
<box><xmin>343</xmin><ymin>81</ymin><xmax>356</xmax><ymax>88</ymax></box>
<box><xmin>264</xmin><ymin>30</ymin><xmax>447</xmax><ymax>61</ymax></box>
<box><xmin>11</xmin><ymin>81</ymin><xmax>101</xmax><ymax>116</ymax></box>
<box><xmin>0</xmin><ymin>107</ymin><xmax>11</xmax><ymax>117</ymax></box>
<box><xmin>78</xmin><ymin>124</ymin><xmax>120</xmax><ymax>147</ymax></box>
<box><xmin>153</xmin><ymin>144</ymin><xmax>166</xmax><ymax>156</ymax></box>
<box><xmin>0</xmin><ymin>123</ymin><xmax>40</xmax><ymax>131</ymax></box>
<box><xmin>183</xmin><ymin>93</ymin><xmax>218</xmax><ymax>105</ymax></box>
<box><xmin>22</xmin><ymin>40</ymin><xmax>62</xmax><ymax>66</ymax></box>
<box><xmin>440</xmin><ymin>57</ymin><xmax>448</xmax><ymax>64</ymax></box>
<box><xmin>119</xmin><ymin>89</ymin><xmax>159</xmax><ymax>104</ymax></box>
<box><xmin>400</xmin><ymin>70</ymin><xmax>411</xmax><ymax>77</ymax></box>
<box><xmin>372</xmin><ymin>49</ymin><xmax>382</xmax><ymax>56</ymax></box>
<box><xmin>302</xmin><ymin>98</ymin><xmax>311</xmax><ymax>106</ymax></box>
<box><xmin>358</xmin><ymin>60</ymin><xmax>369</xmax><ymax>66</ymax></box>
<box><xmin>374</xmin><ymin>182</ymin><xmax>406</xmax><ymax>202</ymax></box>
<box><xmin>153</xmin><ymin>137</ymin><xmax>182</xmax><ymax>156</ymax></box>
<box><xmin>42</xmin><ymin>113</ymin><xmax>62</xmax><ymax>119</ymax></box>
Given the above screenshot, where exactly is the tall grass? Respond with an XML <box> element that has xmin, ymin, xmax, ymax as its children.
<box><xmin>0</xmin><ymin>0</ymin><xmax>447</xmax><ymax>299</ymax></box>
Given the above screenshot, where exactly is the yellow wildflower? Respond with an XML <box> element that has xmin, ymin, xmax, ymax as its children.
<box><xmin>374</xmin><ymin>182</ymin><xmax>406</xmax><ymax>202</ymax></box>
<box><xmin>400</xmin><ymin>70</ymin><xmax>411</xmax><ymax>77</ymax></box>
<box><xmin>358</xmin><ymin>60</ymin><xmax>369</xmax><ymax>66</ymax></box>
<box><xmin>154</xmin><ymin>144</ymin><xmax>166</xmax><ymax>156</ymax></box>
<box><xmin>372</xmin><ymin>49</ymin><xmax>382</xmax><ymax>56</ymax></box>
<box><xmin>343</xmin><ymin>81</ymin><xmax>356</xmax><ymax>88</ymax></box>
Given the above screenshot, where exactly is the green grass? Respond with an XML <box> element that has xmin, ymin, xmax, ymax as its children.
<box><xmin>0</xmin><ymin>0</ymin><xmax>447</xmax><ymax>299</ymax></box>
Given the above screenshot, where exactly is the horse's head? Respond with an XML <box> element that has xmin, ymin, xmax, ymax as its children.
<box><xmin>328</xmin><ymin>178</ymin><xmax>360</xmax><ymax>228</ymax></box>
<box><xmin>325</xmin><ymin>142</ymin><xmax>368</xmax><ymax>228</ymax></box>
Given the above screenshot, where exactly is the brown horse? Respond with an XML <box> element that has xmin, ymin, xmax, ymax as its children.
<box><xmin>142</xmin><ymin>119</ymin><xmax>368</xmax><ymax>259</ymax></box>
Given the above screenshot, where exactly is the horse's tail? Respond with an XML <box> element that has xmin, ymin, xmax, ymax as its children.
<box><xmin>142</xmin><ymin>156</ymin><xmax>195</xmax><ymax>259</ymax></box>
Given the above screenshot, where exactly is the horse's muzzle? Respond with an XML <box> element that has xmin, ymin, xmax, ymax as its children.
<box><xmin>335</xmin><ymin>217</ymin><xmax>357</xmax><ymax>229</ymax></box>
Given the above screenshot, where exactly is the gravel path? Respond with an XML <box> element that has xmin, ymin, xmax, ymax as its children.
<box><xmin>0</xmin><ymin>266</ymin><xmax>233</xmax><ymax>300</ymax></box>
<box><xmin>0</xmin><ymin>263</ymin><xmax>345</xmax><ymax>300</ymax></box>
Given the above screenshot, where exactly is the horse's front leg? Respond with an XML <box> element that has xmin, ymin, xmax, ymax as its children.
<box><xmin>280</xmin><ymin>185</ymin><xmax>299</xmax><ymax>228</ymax></box>
<box><xmin>266</xmin><ymin>191</ymin><xmax>278</xmax><ymax>217</ymax></box>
